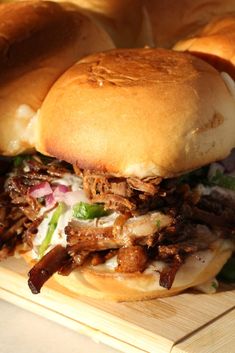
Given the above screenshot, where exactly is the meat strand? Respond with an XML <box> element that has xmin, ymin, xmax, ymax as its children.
<box><xmin>83</xmin><ymin>170</ymin><xmax>163</xmax><ymax>214</ymax></box>
<box><xmin>28</xmin><ymin>245</ymin><xmax>70</xmax><ymax>294</ymax></box>
<box><xmin>66</xmin><ymin>223</ymin><xmax>119</xmax><ymax>253</ymax></box>
<box><xmin>182</xmin><ymin>203</ymin><xmax>235</xmax><ymax>228</ymax></box>
<box><xmin>117</xmin><ymin>246</ymin><xmax>148</xmax><ymax>273</ymax></box>
<box><xmin>159</xmin><ymin>256</ymin><xmax>183</xmax><ymax>289</ymax></box>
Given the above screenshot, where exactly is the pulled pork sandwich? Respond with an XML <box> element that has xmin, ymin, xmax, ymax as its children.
<box><xmin>174</xmin><ymin>15</ymin><xmax>235</xmax><ymax>81</ymax></box>
<box><xmin>144</xmin><ymin>0</ymin><xmax>235</xmax><ymax>48</ymax></box>
<box><xmin>2</xmin><ymin>48</ymin><xmax>235</xmax><ymax>301</ymax></box>
<box><xmin>0</xmin><ymin>0</ymin><xmax>114</xmax><ymax>156</ymax></box>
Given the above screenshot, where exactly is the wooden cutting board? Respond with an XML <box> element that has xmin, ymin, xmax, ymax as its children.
<box><xmin>0</xmin><ymin>257</ymin><xmax>234</xmax><ymax>353</ymax></box>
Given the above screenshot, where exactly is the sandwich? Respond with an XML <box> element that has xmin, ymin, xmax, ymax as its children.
<box><xmin>0</xmin><ymin>0</ymin><xmax>114</xmax><ymax>156</ymax></box>
<box><xmin>63</xmin><ymin>0</ymin><xmax>154</xmax><ymax>48</ymax></box>
<box><xmin>144</xmin><ymin>0</ymin><xmax>235</xmax><ymax>48</ymax></box>
<box><xmin>0</xmin><ymin>0</ymin><xmax>113</xmax><ymax>264</ymax></box>
<box><xmin>1</xmin><ymin>48</ymin><xmax>235</xmax><ymax>301</ymax></box>
<box><xmin>174</xmin><ymin>15</ymin><xmax>235</xmax><ymax>81</ymax></box>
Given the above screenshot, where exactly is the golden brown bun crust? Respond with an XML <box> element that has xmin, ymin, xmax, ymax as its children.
<box><xmin>37</xmin><ymin>48</ymin><xmax>235</xmax><ymax>178</ymax></box>
<box><xmin>0</xmin><ymin>0</ymin><xmax>114</xmax><ymax>156</ymax></box>
<box><xmin>174</xmin><ymin>16</ymin><xmax>235</xmax><ymax>80</ymax></box>
<box><xmin>145</xmin><ymin>0</ymin><xmax>235</xmax><ymax>48</ymax></box>
<box><xmin>53</xmin><ymin>240</ymin><xmax>233</xmax><ymax>301</ymax></box>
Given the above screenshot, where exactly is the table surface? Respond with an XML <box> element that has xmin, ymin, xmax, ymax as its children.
<box><xmin>0</xmin><ymin>299</ymin><xmax>119</xmax><ymax>353</ymax></box>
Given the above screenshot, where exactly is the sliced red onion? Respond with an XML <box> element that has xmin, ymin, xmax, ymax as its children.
<box><xmin>54</xmin><ymin>184</ymin><xmax>69</xmax><ymax>193</ymax></box>
<box><xmin>30</xmin><ymin>180</ymin><xmax>89</xmax><ymax>207</ymax></box>
<box><xmin>29</xmin><ymin>182</ymin><xmax>53</xmax><ymax>199</ymax></box>
<box><xmin>63</xmin><ymin>190</ymin><xmax>89</xmax><ymax>206</ymax></box>
<box><xmin>53</xmin><ymin>185</ymin><xmax>69</xmax><ymax>202</ymax></box>
<box><xmin>45</xmin><ymin>193</ymin><xmax>56</xmax><ymax>208</ymax></box>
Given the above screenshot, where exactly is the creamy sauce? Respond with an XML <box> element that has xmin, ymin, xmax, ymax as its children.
<box><xmin>6</xmin><ymin>104</ymin><xmax>37</xmax><ymax>154</ymax></box>
<box><xmin>34</xmin><ymin>206</ymin><xmax>72</xmax><ymax>251</ymax></box>
<box><xmin>31</xmin><ymin>207</ymin><xmax>120</xmax><ymax>259</ymax></box>
<box><xmin>15</xmin><ymin>104</ymin><xmax>37</xmax><ymax>150</ymax></box>
<box><xmin>91</xmin><ymin>239</ymin><xmax>234</xmax><ymax>275</ymax></box>
<box><xmin>196</xmin><ymin>183</ymin><xmax>235</xmax><ymax>202</ymax></box>
<box><xmin>16</xmin><ymin>104</ymin><xmax>36</xmax><ymax>120</ymax></box>
<box><xmin>32</xmin><ymin>208</ymin><xmax>170</xmax><ymax>259</ymax></box>
<box><xmin>89</xmin><ymin>239</ymin><xmax>234</xmax><ymax>293</ymax></box>
<box><xmin>32</xmin><ymin>174</ymin><xmax>84</xmax><ymax>258</ymax></box>
<box><xmin>54</xmin><ymin>174</ymin><xmax>83</xmax><ymax>191</ymax></box>
<box><xmin>194</xmin><ymin>278</ymin><xmax>218</xmax><ymax>294</ymax></box>
<box><xmin>31</xmin><ymin>174</ymin><xmax>120</xmax><ymax>258</ymax></box>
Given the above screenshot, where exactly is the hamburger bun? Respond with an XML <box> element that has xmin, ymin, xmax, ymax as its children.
<box><xmin>145</xmin><ymin>0</ymin><xmax>235</xmax><ymax>48</ymax></box>
<box><xmin>61</xmin><ymin>0</ymin><xmax>153</xmax><ymax>48</ymax></box>
<box><xmin>54</xmin><ymin>239</ymin><xmax>233</xmax><ymax>301</ymax></box>
<box><xmin>0</xmin><ymin>0</ymin><xmax>114</xmax><ymax>156</ymax></box>
<box><xmin>22</xmin><ymin>239</ymin><xmax>234</xmax><ymax>301</ymax></box>
<box><xmin>174</xmin><ymin>15</ymin><xmax>235</xmax><ymax>80</ymax></box>
<box><xmin>37</xmin><ymin>48</ymin><xmax>235</xmax><ymax>179</ymax></box>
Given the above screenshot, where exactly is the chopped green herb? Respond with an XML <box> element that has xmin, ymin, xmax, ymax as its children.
<box><xmin>156</xmin><ymin>220</ymin><xmax>161</xmax><ymax>229</ymax></box>
<box><xmin>218</xmin><ymin>256</ymin><xmax>235</xmax><ymax>282</ymax></box>
<box><xmin>38</xmin><ymin>202</ymin><xmax>64</xmax><ymax>259</ymax></box>
<box><xmin>210</xmin><ymin>170</ymin><xmax>235</xmax><ymax>191</ymax></box>
<box><xmin>73</xmin><ymin>202</ymin><xmax>107</xmax><ymax>220</ymax></box>
<box><xmin>13</xmin><ymin>155</ymin><xmax>31</xmax><ymax>167</ymax></box>
<box><xmin>211</xmin><ymin>280</ymin><xmax>218</xmax><ymax>290</ymax></box>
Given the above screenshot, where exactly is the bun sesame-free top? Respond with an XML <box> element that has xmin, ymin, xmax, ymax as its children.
<box><xmin>37</xmin><ymin>48</ymin><xmax>235</xmax><ymax>178</ymax></box>
<box><xmin>0</xmin><ymin>0</ymin><xmax>114</xmax><ymax>156</ymax></box>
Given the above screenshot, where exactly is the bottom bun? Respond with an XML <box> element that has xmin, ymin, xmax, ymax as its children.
<box><xmin>53</xmin><ymin>239</ymin><xmax>233</xmax><ymax>301</ymax></box>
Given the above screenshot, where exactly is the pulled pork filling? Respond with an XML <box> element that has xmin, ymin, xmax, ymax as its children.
<box><xmin>0</xmin><ymin>153</ymin><xmax>235</xmax><ymax>294</ymax></box>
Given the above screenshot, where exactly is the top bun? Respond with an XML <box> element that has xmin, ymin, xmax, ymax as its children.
<box><xmin>174</xmin><ymin>15</ymin><xmax>235</xmax><ymax>80</ymax></box>
<box><xmin>0</xmin><ymin>0</ymin><xmax>114</xmax><ymax>156</ymax></box>
<box><xmin>64</xmin><ymin>0</ymin><xmax>153</xmax><ymax>48</ymax></box>
<box><xmin>37</xmin><ymin>48</ymin><xmax>235</xmax><ymax>178</ymax></box>
<box><xmin>145</xmin><ymin>0</ymin><xmax>235</xmax><ymax>48</ymax></box>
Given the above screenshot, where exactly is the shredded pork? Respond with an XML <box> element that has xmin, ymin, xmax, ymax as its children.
<box><xmin>28</xmin><ymin>245</ymin><xmax>70</xmax><ymax>294</ymax></box>
<box><xmin>0</xmin><ymin>155</ymin><xmax>234</xmax><ymax>293</ymax></box>
<box><xmin>83</xmin><ymin>170</ymin><xmax>162</xmax><ymax>214</ymax></box>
